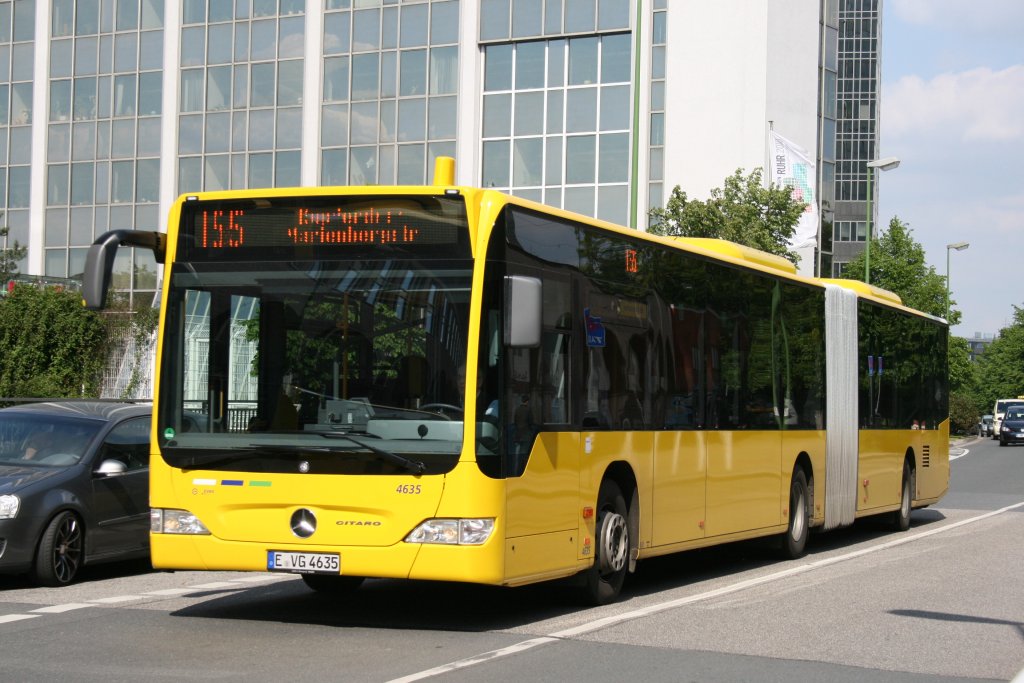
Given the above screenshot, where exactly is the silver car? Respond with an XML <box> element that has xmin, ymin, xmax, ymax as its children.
<box><xmin>978</xmin><ymin>414</ymin><xmax>994</xmax><ymax>437</ymax></box>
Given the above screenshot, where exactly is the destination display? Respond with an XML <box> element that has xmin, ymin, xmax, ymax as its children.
<box><xmin>181</xmin><ymin>195</ymin><xmax>466</xmax><ymax>260</ymax></box>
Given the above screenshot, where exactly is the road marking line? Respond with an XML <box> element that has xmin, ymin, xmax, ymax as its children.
<box><xmin>144</xmin><ymin>588</ymin><xmax>194</xmax><ymax>596</ymax></box>
<box><xmin>30</xmin><ymin>603</ymin><xmax>94</xmax><ymax>613</ymax></box>
<box><xmin>386</xmin><ymin>638</ymin><xmax>560</xmax><ymax>683</ymax></box>
<box><xmin>386</xmin><ymin>500</ymin><xmax>1024</xmax><ymax>683</ymax></box>
<box><xmin>0</xmin><ymin>614</ymin><xmax>42</xmax><ymax>624</ymax></box>
<box><xmin>89</xmin><ymin>595</ymin><xmax>144</xmax><ymax>604</ymax></box>
<box><xmin>3</xmin><ymin>576</ymin><xmax>291</xmax><ymax>628</ymax></box>
<box><xmin>188</xmin><ymin>581</ymin><xmax>244</xmax><ymax>589</ymax></box>
<box><xmin>231</xmin><ymin>574</ymin><xmax>291</xmax><ymax>583</ymax></box>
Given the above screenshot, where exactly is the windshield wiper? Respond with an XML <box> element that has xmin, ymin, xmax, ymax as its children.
<box><xmin>162</xmin><ymin>439</ymin><xmax>426</xmax><ymax>475</ymax></box>
<box><xmin>316</xmin><ymin>433</ymin><xmax>426</xmax><ymax>475</ymax></box>
<box><xmin>161</xmin><ymin>445</ymin><xmax>264</xmax><ymax>471</ymax></box>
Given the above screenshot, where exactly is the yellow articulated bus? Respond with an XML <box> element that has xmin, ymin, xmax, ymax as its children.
<box><xmin>83</xmin><ymin>158</ymin><xmax>948</xmax><ymax>604</ymax></box>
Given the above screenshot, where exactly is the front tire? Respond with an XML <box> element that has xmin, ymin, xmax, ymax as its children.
<box><xmin>891</xmin><ymin>462</ymin><xmax>914</xmax><ymax>531</ymax></box>
<box><xmin>583</xmin><ymin>480</ymin><xmax>630</xmax><ymax>605</ymax></box>
<box><xmin>31</xmin><ymin>511</ymin><xmax>84</xmax><ymax>586</ymax></box>
<box><xmin>780</xmin><ymin>470</ymin><xmax>809</xmax><ymax>559</ymax></box>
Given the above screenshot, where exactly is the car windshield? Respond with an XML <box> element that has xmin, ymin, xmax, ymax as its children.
<box><xmin>0</xmin><ymin>413</ymin><xmax>104</xmax><ymax>467</ymax></box>
<box><xmin>1006</xmin><ymin>410</ymin><xmax>1024</xmax><ymax>420</ymax></box>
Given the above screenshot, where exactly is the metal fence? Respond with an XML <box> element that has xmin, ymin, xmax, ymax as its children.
<box><xmin>99</xmin><ymin>325</ymin><xmax>157</xmax><ymax>400</ymax></box>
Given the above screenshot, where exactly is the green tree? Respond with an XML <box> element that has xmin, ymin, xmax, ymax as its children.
<box><xmin>648</xmin><ymin>168</ymin><xmax>807</xmax><ymax>266</ymax></box>
<box><xmin>0</xmin><ymin>284</ymin><xmax>107</xmax><ymax>397</ymax></box>
<box><xmin>973</xmin><ymin>305</ymin><xmax>1024</xmax><ymax>412</ymax></box>
<box><xmin>844</xmin><ymin>217</ymin><xmax>977</xmax><ymax>430</ymax></box>
<box><xmin>947</xmin><ymin>335</ymin><xmax>975</xmax><ymax>393</ymax></box>
<box><xmin>842</xmin><ymin>217</ymin><xmax>951</xmax><ymax>321</ymax></box>
<box><xmin>0</xmin><ymin>222</ymin><xmax>28</xmax><ymax>288</ymax></box>
<box><xmin>944</xmin><ymin>337</ymin><xmax>979</xmax><ymax>435</ymax></box>
<box><xmin>948</xmin><ymin>392</ymin><xmax>978</xmax><ymax>435</ymax></box>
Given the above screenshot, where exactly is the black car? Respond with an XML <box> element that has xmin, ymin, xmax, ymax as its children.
<box><xmin>999</xmin><ymin>407</ymin><xmax>1024</xmax><ymax>447</ymax></box>
<box><xmin>0</xmin><ymin>401</ymin><xmax>151</xmax><ymax>585</ymax></box>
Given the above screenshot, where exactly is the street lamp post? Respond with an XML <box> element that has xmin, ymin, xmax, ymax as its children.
<box><xmin>946</xmin><ymin>241</ymin><xmax>969</xmax><ymax>320</ymax></box>
<box><xmin>864</xmin><ymin>156</ymin><xmax>901</xmax><ymax>284</ymax></box>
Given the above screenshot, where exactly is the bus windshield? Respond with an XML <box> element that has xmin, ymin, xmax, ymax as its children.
<box><xmin>156</xmin><ymin>195</ymin><xmax>473</xmax><ymax>476</ymax></box>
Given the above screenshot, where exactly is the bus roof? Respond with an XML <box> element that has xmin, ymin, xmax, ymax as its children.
<box><xmin>478</xmin><ymin>184</ymin><xmax>941</xmax><ymax>321</ymax></box>
<box><xmin>668</xmin><ymin>237</ymin><xmax>797</xmax><ymax>275</ymax></box>
<box><xmin>819</xmin><ymin>278</ymin><xmax>903</xmax><ymax>306</ymax></box>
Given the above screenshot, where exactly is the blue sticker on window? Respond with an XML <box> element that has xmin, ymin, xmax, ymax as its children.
<box><xmin>585</xmin><ymin>308</ymin><xmax>606</xmax><ymax>348</ymax></box>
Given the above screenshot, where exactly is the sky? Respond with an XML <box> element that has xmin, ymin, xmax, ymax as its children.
<box><xmin>878</xmin><ymin>0</ymin><xmax>1024</xmax><ymax>338</ymax></box>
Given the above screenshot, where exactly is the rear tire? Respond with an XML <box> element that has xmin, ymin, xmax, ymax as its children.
<box><xmin>31</xmin><ymin>511</ymin><xmax>84</xmax><ymax>586</ymax></box>
<box><xmin>891</xmin><ymin>462</ymin><xmax>913</xmax><ymax>531</ymax></box>
<box><xmin>582</xmin><ymin>480</ymin><xmax>630</xmax><ymax>605</ymax></box>
<box><xmin>780</xmin><ymin>470</ymin><xmax>809</xmax><ymax>559</ymax></box>
<box><xmin>300</xmin><ymin>574</ymin><xmax>364</xmax><ymax>595</ymax></box>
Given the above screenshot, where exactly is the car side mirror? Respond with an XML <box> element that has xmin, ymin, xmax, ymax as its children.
<box><xmin>95</xmin><ymin>459</ymin><xmax>127</xmax><ymax>476</ymax></box>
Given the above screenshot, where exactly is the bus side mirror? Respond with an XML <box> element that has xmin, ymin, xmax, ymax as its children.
<box><xmin>504</xmin><ymin>275</ymin><xmax>542</xmax><ymax>348</ymax></box>
<box><xmin>82</xmin><ymin>240</ymin><xmax>118</xmax><ymax>310</ymax></box>
<box><xmin>82</xmin><ymin>230</ymin><xmax>167</xmax><ymax>310</ymax></box>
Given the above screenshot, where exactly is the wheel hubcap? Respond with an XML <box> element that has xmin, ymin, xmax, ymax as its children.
<box><xmin>791</xmin><ymin>487</ymin><xmax>806</xmax><ymax>541</ymax></box>
<box><xmin>598</xmin><ymin>511</ymin><xmax>628</xmax><ymax>575</ymax></box>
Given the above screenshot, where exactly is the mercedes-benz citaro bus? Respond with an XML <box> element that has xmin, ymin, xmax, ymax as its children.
<box><xmin>82</xmin><ymin>157</ymin><xmax>949</xmax><ymax>605</ymax></box>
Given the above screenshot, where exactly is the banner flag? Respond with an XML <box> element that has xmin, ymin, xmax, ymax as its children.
<box><xmin>768</xmin><ymin>131</ymin><xmax>818</xmax><ymax>249</ymax></box>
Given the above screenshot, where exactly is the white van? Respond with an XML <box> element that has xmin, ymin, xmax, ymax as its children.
<box><xmin>992</xmin><ymin>398</ymin><xmax>1024</xmax><ymax>439</ymax></box>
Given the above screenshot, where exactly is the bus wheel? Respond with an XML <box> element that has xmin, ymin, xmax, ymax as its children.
<box><xmin>780</xmin><ymin>470</ymin><xmax>809</xmax><ymax>559</ymax></box>
<box><xmin>891</xmin><ymin>462</ymin><xmax>913</xmax><ymax>531</ymax></box>
<box><xmin>300</xmin><ymin>574</ymin><xmax>365</xmax><ymax>595</ymax></box>
<box><xmin>584</xmin><ymin>479</ymin><xmax>630</xmax><ymax>605</ymax></box>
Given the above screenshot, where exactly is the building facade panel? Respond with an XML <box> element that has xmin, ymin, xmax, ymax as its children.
<box><xmin>831</xmin><ymin>0</ymin><xmax>882</xmax><ymax>277</ymax></box>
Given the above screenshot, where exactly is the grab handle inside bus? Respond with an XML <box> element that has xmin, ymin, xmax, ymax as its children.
<box><xmin>504</xmin><ymin>275</ymin><xmax>542</xmax><ymax>347</ymax></box>
<box><xmin>82</xmin><ymin>229</ymin><xmax>167</xmax><ymax>310</ymax></box>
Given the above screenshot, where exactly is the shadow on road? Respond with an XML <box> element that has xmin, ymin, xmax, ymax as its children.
<box><xmin>166</xmin><ymin>509</ymin><xmax>948</xmax><ymax>632</ymax></box>
<box><xmin>890</xmin><ymin>609</ymin><xmax>1024</xmax><ymax>640</ymax></box>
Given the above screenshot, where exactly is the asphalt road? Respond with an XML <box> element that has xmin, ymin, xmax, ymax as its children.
<box><xmin>1</xmin><ymin>435</ymin><xmax>1021</xmax><ymax>683</ymax></box>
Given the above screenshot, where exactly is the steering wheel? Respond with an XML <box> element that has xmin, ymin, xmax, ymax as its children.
<box><xmin>419</xmin><ymin>403</ymin><xmax>464</xmax><ymax>420</ymax></box>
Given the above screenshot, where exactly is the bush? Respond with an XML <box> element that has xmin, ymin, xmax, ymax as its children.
<box><xmin>948</xmin><ymin>391</ymin><xmax>978</xmax><ymax>436</ymax></box>
<box><xmin>0</xmin><ymin>284</ymin><xmax>107</xmax><ymax>397</ymax></box>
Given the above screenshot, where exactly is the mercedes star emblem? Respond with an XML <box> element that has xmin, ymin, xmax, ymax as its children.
<box><xmin>290</xmin><ymin>508</ymin><xmax>316</xmax><ymax>538</ymax></box>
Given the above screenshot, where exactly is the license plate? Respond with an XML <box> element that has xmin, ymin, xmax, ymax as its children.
<box><xmin>267</xmin><ymin>550</ymin><xmax>340</xmax><ymax>574</ymax></box>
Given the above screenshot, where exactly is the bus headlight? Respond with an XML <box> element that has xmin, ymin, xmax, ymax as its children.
<box><xmin>151</xmin><ymin>508</ymin><xmax>211</xmax><ymax>535</ymax></box>
<box><xmin>405</xmin><ymin>518</ymin><xmax>494</xmax><ymax>545</ymax></box>
<box><xmin>0</xmin><ymin>494</ymin><xmax>19</xmax><ymax>519</ymax></box>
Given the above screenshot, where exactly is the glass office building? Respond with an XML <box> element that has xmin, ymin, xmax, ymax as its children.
<box><xmin>2</xmin><ymin>0</ymin><xmax>855</xmax><ymax>329</ymax></box>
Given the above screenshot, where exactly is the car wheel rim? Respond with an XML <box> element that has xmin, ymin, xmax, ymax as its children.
<box><xmin>53</xmin><ymin>516</ymin><xmax>82</xmax><ymax>584</ymax></box>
